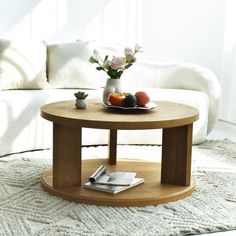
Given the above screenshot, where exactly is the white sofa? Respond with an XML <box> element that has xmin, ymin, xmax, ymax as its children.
<box><xmin>0</xmin><ymin>39</ymin><xmax>221</xmax><ymax>156</ymax></box>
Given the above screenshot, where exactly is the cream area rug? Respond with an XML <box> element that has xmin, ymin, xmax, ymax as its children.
<box><xmin>0</xmin><ymin>139</ymin><xmax>235</xmax><ymax>236</ymax></box>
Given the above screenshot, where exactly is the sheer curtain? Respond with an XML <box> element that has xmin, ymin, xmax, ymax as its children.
<box><xmin>220</xmin><ymin>0</ymin><xmax>236</xmax><ymax>123</ymax></box>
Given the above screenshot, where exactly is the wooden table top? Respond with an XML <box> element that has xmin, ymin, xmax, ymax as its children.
<box><xmin>41</xmin><ymin>99</ymin><xmax>199</xmax><ymax>130</ymax></box>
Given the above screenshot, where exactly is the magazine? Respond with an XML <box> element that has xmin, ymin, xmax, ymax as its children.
<box><xmin>84</xmin><ymin>165</ymin><xmax>144</xmax><ymax>194</ymax></box>
<box><xmin>89</xmin><ymin>165</ymin><xmax>136</xmax><ymax>186</ymax></box>
<box><xmin>84</xmin><ymin>178</ymin><xmax>144</xmax><ymax>194</ymax></box>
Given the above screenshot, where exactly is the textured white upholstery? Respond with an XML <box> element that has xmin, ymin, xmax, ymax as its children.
<box><xmin>0</xmin><ymin>89</ymin><xmax>99</xmax><ymax>155</ymax></box>
<box><xmin>0</xmin><ymin>39</ymin><xmax>47</xmax><ymax>90</ymax></box>
<box><xmin>47</xmin><ymin>41</ymin><xmax>103</xmax><ymax>89</ymax></box>
<box><xmin>0</xmin><ymin>87</ymin><xmax>209</xmax><ymax>156</ymax></box>
<box><xmin>0</xmin><ymin>41</ymin><xmax>221</xmax><ymax>156</ymax></box>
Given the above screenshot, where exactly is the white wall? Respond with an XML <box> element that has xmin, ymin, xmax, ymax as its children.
<box><xmin>0</xmin><ymin>0</ymin><xmax>234</xmax><ymax>122</ymax></box>
<box><xmin>142</xmin><ymin>0</ymin><xmax>226</xmax><ymax>78</ymax></box>
<box><xmin>220</xmin><ymin>0</ymin><xmax>236</xmax><ymax>123</ymax></box>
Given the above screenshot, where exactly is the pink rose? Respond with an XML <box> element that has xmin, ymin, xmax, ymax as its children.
<box><xmin>109</xmin><ymin>57</ymin><xmax>125</xmax><ymax>70</ymax></box>
<box><xmin>125</xmin><ymin>47</ymin><xmax>134</xmax><ymax>56</ymax></box>
<box><xmin>124</xmin><ymin>47</ymin><xmax>135</xmax><ymax>61</ymax></box>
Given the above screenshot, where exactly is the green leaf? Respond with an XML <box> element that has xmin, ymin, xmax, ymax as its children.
<box><xmin>104</xmin><ymin>55</ymin><xmax>108</xmax><ymax>62</ymax></box>
<box><xmin>125</xmin><ymin>63</ymin><xmax>133</xmax><ymax>69</ymax></box>
<box><xmin>74</xmin><ymin>91</ymin><xmax>88</xmax><ymax>99</ymax></box>
<box><xmin>107</xmin><ymin>69</ymin><xmax>118</xmax><ymax>78</ymax></box>
<box><xmin>117</xmin><ymin>71</ymin><xmax>123</xmax><ymax>77</ymax></box>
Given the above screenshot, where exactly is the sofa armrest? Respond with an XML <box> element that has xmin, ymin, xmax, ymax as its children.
<box><xmin>160</xmin><ymin>63</ymin><xmax>221</xmax><ymax>134</ymax></box>
<box><xmin>123</xmin><ymin>61</ymin><xmax>221</xmax><ymax>134</ymax></box>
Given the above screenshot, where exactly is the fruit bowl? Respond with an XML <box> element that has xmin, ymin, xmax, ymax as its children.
<box><xmin>103</xmin><ymin>102</ymin><xmax>157</xmax><ymax>111</ymax></box>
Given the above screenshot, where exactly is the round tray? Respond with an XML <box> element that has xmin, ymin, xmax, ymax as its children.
<box><xmin>103</xmin><ymin>102</ymin><xmax>157</xmax><ymax>111</ymax></box>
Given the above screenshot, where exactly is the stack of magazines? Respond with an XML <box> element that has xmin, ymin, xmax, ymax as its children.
<box><xmin>84</xmin><ymin>165</ymin><xmax>144</xmax><ymax>194</ymax></box>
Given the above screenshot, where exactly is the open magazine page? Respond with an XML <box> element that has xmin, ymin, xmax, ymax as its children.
<box><xmin>95</xmin><ymin>171</ymin><xmax>136</xmax><ymax>186</ymax></box>
<box><xmin>88</xmin><ymin>165</ymin><xmax>136</xmax><ymax>186</ymax></box>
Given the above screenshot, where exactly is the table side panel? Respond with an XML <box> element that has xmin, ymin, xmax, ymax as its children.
<box><xmin>53</xmin><ymin>124</ymin><xmax>82</xmax><ymax>187</ymax></box>
<box><xmin>161</xmin><ymin>124</ymin><xmax>193</xmax><ymax>186</ymax></box>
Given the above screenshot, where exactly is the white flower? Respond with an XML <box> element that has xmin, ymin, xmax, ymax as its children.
<box><xmin>89</xmin><ymin>55</ymin><xmax>98</xmax><ymax>63</ymax></box>
<box><xmin>93</xmin><ymin>49</ymin><xmax>99</xmax><ymax>55</ymax></box>
<box><xmin>135</xmin><ymin>44</ymin><xmax>142</xmax><ymax>52</ymax></box>
<box><xmin>103</xmin><ymin>59</ymin><xmax>110</xmax><ymax>70</ymax></box>
<box><xmin>89</xmin><ymin>50</ymin><xmax>99</xmax><ymax>63</ymax></box>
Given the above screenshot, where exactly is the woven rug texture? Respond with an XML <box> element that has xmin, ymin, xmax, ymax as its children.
<box><xmin>0</xmin><ymin>139</ymin><xmax>235</xmax><ymax>236</ymax></box>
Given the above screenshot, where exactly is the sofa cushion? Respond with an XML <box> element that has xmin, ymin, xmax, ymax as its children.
<box><xmin>47</xmin><ymin>41</ymin><xmax>104</xmax><ymax>89</ymax></box>
<box><xmin>0</xmin><ymin>39</ymin><xmax>47</xmax><ymax>90</ymax></box>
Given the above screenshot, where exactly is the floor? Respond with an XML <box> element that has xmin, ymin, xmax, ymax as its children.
<box><xmin>207</xmin><ymin>119</ymin><xmax>236</xmax><ymax>142</ymax></box>
<box><xmin>199</xmin><ymin>120</ymin><xmax>236</xmax><ymax>236</ymax></box>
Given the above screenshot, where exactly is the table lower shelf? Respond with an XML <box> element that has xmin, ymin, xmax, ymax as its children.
<box><xmin>41</xmin><ymin>158</ymin><xmax>195</xmax><ymax>207</ymax></box>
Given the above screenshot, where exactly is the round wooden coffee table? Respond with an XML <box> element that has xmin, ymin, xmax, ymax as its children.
<box><xmin>41</xmin><ymin>99</ymin><xmax>199</xmax><ymax>207</ymax></box>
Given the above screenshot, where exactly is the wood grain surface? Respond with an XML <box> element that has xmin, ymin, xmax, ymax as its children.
<box><xmin>42</xmin><ymin>158</ymin><xmax>195</xmax><ymax>207</ymax></box>
<box><xmin>41</xmin><ymin>99</ymin><xmax>199</xmax><ymax>130</ymax></box>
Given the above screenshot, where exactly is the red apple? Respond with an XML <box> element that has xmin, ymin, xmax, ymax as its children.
<box><xmin>135</xmin><ymin>91</ymin><xmax>150</xmax><ymax>107</ymax></box>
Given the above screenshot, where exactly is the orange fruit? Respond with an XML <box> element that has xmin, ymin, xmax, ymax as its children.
<box><xmin>108</xmin><ymin>93</ymin><xmax>125</xmax><ymax>106</ymax></box>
